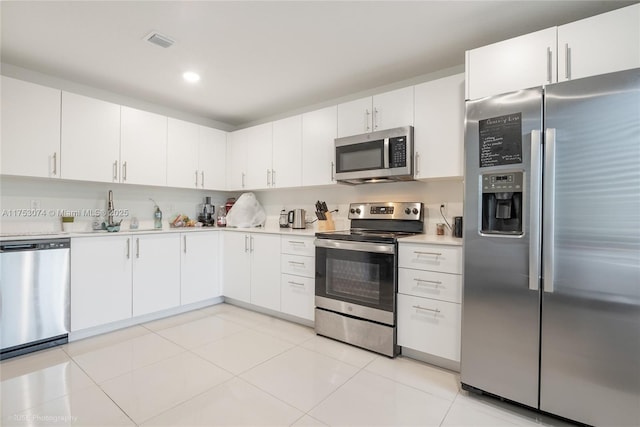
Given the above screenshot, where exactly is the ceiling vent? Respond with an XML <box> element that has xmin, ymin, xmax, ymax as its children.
<box><xmin>144</xmin><ymin>31</ymin><xmax>175</xmax><ymax>48</ymax></box>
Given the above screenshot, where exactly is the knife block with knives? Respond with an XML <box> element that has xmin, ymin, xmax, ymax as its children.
<box><xmin>317</xmin><ymin>211</ymin><xmax>335</xmax><ymax>232</ymax></box>
<box><xmin>315</xmin><ymin>200</ymin><xmax>335</xmax><ymax>232</ymax></box>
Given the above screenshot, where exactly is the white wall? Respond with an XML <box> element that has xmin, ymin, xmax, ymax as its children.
<box><xmin>243</xmin><ymin>179</ymin><xmax>463</xmax><ymax>235</ymax></box>
<box><xmin>0</xmin><ymin>176</ymin><xmax>227</xmax><ymax>233</ymax></box>
<box><xmin>1</xmin><ymin>176</ymin><xmax>463</xmax><ymax>236</ymax></box>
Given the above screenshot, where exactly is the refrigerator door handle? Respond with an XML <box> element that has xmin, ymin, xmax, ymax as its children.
<box><xmin>529</xmin><ymin>130</ymin><xmax>542</xmax><ymax>291</ymax></box>
<box><xmin>543</xmin><ymin>128</ymin><xmax>556</xmax><ymax>293</ymax></box>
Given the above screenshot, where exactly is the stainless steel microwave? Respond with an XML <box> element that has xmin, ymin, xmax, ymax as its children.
<box><xmin>334</xmin><ymin>126</ymin><xmax>414</xmax><ymax>184</ymax></box>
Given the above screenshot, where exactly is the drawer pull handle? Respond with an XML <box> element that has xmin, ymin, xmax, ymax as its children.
<box><xmin>288</xmin><ymin>281</ymin><xmax>305</xmax><ymax>286</ymax></box>
<box><xmin>288</xmin><ymin>261</ymin><xmax>305</xmax><ymax>266</ymax></box>
<box><xmin>412</xmin><ymin>305</ymin><xmax>441</xmax><ymax>314</ymax></box>
<box><xmin>288</xmin><ymin>241</ymin><xmax>305</xmax><ymax>245</ymax></box>
<box><xmin>414</xmin><ymin>278</ymin><xmax>442</xmax><ymax>288</ymax></box>
<box><xmin>414</xmin><ymin>251</ymin><xmax>441</xmax><ymax>257</ymax></box>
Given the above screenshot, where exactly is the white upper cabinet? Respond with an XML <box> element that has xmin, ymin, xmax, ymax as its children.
<box><xmin>226</xmin><ymin>128</ymin><xmax>248</xmax><ymax>191</ymax></box>
<box><xmin>121</xmin><ymin>106</ymin><xmax>168</xmax><ymax>186</ymax></box>
<box><xmin>167</xmin><ymin>118</ymin><xmax>199</xmax><ymax>189</ymax></box>
<box><xmin>61</xmin><ymin>92</ymin><xmax>121</xmax><ymax>183</ymax></box>
<box><xmin>198</xmin><ymin>126</ymin><xmax>226</xmax><ymax>190</ymax></box>
<box><xmin>168</xmin><ymin>119</ymin><xmax>227</xmax><ymax>190</ymax></box>
<box><xmin>272</xmin><ymin>115</ymin><xmax>302</xmax><ymax>189</ymax></box>
<box><xmin>337</xmin><ymin>87</ymin><xmax>414</xmax><ymax>137</ymax></box>
<box><xmin>414</xmin><ymin>73</ymin><xmax>465</xmax><ymax>180</ymax></box>
<box><xmin>337</xmin><ymin>96</ymin><xmax>373</xmax><ymax>137</ymax></box>
<box><xmin>338</xmin><ymin>86</ymin><xmax>413</xmax><ymax>138</ymax></box>
<box><xmin>371</xmin><ymin>86</ymin><xmax>414</xmax><ymax>132</ymax></box>
<box><xmin>465</xmin><ymin>27</ymin><xmax>557</xmax><ymax>100</ymax></box>
<box><xmin>302</xmin><ymin>105</ymin><xmax>338</xmax><ymax>186</ymax></box>
<box><xmin>558</xmin><ymin>4</ymin><xmax>640</xmax><ymax>82</ymax></box>
<box><xmin>245</xmin><ymin>122</ymin><xmax>273</xmax><ymax>190</ymax></box>
<box><xmin>1</xmin><ymin>76</ymin><xmax>61</xmax><ymax>178</ymax></box>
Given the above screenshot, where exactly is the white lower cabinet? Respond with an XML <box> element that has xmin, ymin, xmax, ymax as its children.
<box><xmin>280</xmin><ymin>235</ymin><xmax>315</xmax><ymax>321</ymax></box>
<box><xmin>397</xmin><ymin>293</ymin><xmax>461</xmax><ymax>362</ymax></box>
<box><xmin>70</xmin><ymin>236</ymin><xmax>133</xmax><ymax>331</ymax></box>
<box><xmin>180</xmin><ymin>231</ymin><xmax>221</xmax><ymax>305</ymax></box>
<box><xmin>397</xmin><ymin>242</ymin><xmax>462</xmax><ymax>363</ymax></box>
<box><xmin>281</xmin><ymin>274</ymin><xmax>314</xmax><ymax>321</ymax></box>
<box><xmin>222</xmin><ymin>232</ymin><xmax>281</xmax><ymax>311</ymax></box>
<box><xmin>132</xmin><ymin>233</ymin><xmax>181</xmax><ymax>317</ymax></box>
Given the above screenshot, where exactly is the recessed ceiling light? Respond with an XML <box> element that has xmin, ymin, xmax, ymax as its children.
<box><xmin>183</xmin><ymin>72</ymin><xmax>200</xmax><ymax>83</ymax></box>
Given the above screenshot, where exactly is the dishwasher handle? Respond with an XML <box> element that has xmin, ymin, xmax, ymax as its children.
<box><xmin>0</xmin><ymin>239</ymin><xmax>70</xmax><ymax>252</ymax></box>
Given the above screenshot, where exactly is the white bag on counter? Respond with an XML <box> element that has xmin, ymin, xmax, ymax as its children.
<box><xmin>225</xmin><ymin>192</ymin><xmax>267</xmax><ymax>228</ymax></box>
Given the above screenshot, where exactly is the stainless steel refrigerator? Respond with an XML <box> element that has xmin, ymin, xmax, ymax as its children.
<box><xmin>461</xmin><ymin>68</ymin><xmax>639</xmax><ymax>427</ymax></box>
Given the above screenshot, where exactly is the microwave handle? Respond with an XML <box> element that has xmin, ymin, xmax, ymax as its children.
<box><xmin>383</xmin><ymin>138</ymin><xmax>389</xmax><ymax>168</ymax></box>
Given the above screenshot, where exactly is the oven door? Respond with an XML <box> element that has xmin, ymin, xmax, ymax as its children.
<box><xmin>315</xmin><ymin>239</ymin><xmax>396</xmax><ymax>325</ymax></box>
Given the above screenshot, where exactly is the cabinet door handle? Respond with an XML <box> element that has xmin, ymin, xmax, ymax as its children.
<box><xmin>126</xmin><ymin>238</ymin><xmax>130</xmax><ymax>259</ymax></box>
<box><xmin>412</xmin><ymin>305</ymin><xmax>441</xmax><ymax>314</ymax></box>
<box><xmin>415</xmin><ymin>152</ymin><xmax>420</xmax><ymax>176</ymax></box>
<box><xmin>113</xmin><ymin>161</ymin><xmax>118</xmax><ymax>181</ymax></box>
<box><xmin>201</xmin><ymin>171</ymin><xmax>205</xmax><ymax>188</ymax></box>
<box><xmin>52</xmin><ymin>152</ymin><xmax>57</xmax><ymax>176</ymax></box>
<box><xmin>365</xmin><ymin>108</ymin><xmax>371</xmax><ymax>131</ymax></box>
<box><xmin>330</xmin><ymin>162</ymin><xmax>335</xmax><ymax>181</ymax></box>
<box><xmin>288</xmin><ymin>281</ymin><xmax>305</xmax><ymax>287</ymax></box>
<box><xmin>414</xmin><ymin>278</ymin><xmax>442</xmax><ymax>288</ymax></box>
<box><xmin>136</xmin><ymin>238</ymin><xmax>140</xmax><ymax>258</ymax></box>
<box><xmin>241</xmin><ymin>172</ymin><xmax>245</xmax><ymax>188</ymax></box>
<box><xmin>373</xmin><ymin>107</ymin><xmax>379</xmax><ymax>130</ymax></box>
<box><xmin>195</xmin><ymin>170</ymin><xmax>199</xmax><ymax>187</ymax></box>
<box><xmin>122</xmin><ymin>161</ymin><xmax>127</xmax><ymax>181</ymax></box>
<box><xmin>184</xmin><ymin>235</ymin><xmax>187</xmax><ymax>253</ymax></box>
<box><xmin>244</xmin><ymin>235</ymin><xmax>248</xmax><ymax>252</ymax></box>
<box><xmin>565</xmin><ymin>43</ymin><xmax>571</xmax><ymax>80</ymax></box>
<box><xmin>546</xmin><ymin>47</ymin><xmax>552</xmax><ymax>83</ymax></box>
<box><xmin>272</xmin><ymin>169</ymin><xmax>276</xmax><ymax>187</ymax></box>
<box><xmin>250</xmin><ymin>236</ymin><xmax>254</xmax><ymax>252</ymax></box>
<box><xmin>266</xmin><ymin>169</ymin><xmax>271</xmax><ymax>186</ymax></box>
<box><xmin>414</xmin><ymin>251</ymin><xmax>442</xmax><ymax>257</ymax></box>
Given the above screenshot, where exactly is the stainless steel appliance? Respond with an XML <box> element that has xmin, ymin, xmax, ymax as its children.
<box><xmin>288</xmin><ymin>209</ymin><xmax>306</xmax><ymax>229</ymax></box>
<box><xmin>461</xmin><ymin>68</ymin><xmax>640</xmax><ymax>426</ymax></box>
<box><xmin>315</xmin><ymin>202</ymin><xmax>424</xmax><ymax>357</ymax></box>
<box><xmin>334</xmin><ymin>126</ymin><xmax>414</xmax><ymax>184</ymax></box>
<box><xmin>198</xmin><ymin>196</ymin><xmax>216</xmax><ymax>226</ymax></box>
<box><xmin>1</xmin><ymin>238</ymin><xmax>71</xmax><ymax>359</ymax></box>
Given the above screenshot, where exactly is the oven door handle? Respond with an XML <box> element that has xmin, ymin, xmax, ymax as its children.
<box><xmin>315</xmin><ymin>238</ymin><xmax>395</xmax><ymax>254</ymax></box>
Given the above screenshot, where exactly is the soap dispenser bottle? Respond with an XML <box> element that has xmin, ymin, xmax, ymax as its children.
<box><xmin>154</xmin><ymin>206</ymin><xmax>162</xmax><ymax>229</ymax></box>
<box><xmin>150</xmin><ymin>198</ymin><xmax>163</xmax><ymax>229</ymax></box>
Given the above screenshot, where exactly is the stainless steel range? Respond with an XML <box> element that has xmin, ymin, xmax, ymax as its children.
<box><xmin>314</xmin><ymin>202</ymin><xmax>424</xmax><ymax>357</ymax></box>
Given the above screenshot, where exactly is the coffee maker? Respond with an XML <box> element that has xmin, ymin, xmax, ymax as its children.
<box><xmin>198</xmin><ymin>196</ymin><xmax>216</xmax><ymax>227</ymax></box>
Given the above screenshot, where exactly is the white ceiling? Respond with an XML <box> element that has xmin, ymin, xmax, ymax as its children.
<box><xmin>1</xmin><ymin>1</ymin><xmax>634</xmax><ymax>127</ymax></box>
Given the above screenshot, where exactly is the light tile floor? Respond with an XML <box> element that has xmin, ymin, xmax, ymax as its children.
<box><xmin>1</xmin><ymin>303</ymin><xmax>574</xmax><ymax>426</ymax></box>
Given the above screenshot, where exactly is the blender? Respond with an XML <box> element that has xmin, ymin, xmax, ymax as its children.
<box><xmin>198</xmin><ymin>196</ymin><xmax>216</xmax><ymax>227</ymax></box>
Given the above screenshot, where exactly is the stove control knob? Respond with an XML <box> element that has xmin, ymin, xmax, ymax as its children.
<box><xmin>350</xmin><ymin>208</ymin><xmax>355</xmax><ymax>214</ymax></box>
<box><xmin>405</xmin><ymin>208</ymin><xmax>411</xmax><ymax>215</ymax></box>
<box><xmin>412</xmin><ymin>208</ymin><xmax>419</xmax><ymax>215</ymax></box>
<box><xmin>355</xmin><ymin>208</ymin><xmax>361</xmax><ymax>214</ymax></box>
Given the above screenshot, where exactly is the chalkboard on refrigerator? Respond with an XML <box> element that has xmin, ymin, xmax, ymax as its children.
<box><xmin>479</xmin><ymin>113</ymin><xmax>523</xmax><ymax>168</ymax></box>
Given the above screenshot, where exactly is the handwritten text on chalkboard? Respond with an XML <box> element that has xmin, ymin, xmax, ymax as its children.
<box><xmin>479</xmin><ymin>113</ymin><xmax>523</xmax><ymax>168</ymax></box>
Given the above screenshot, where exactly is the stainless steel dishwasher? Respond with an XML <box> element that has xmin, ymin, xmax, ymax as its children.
<box><xmin>1</xmin><ymin>238</ymin><xmax>70</xmax><ymax>359</ymax></box>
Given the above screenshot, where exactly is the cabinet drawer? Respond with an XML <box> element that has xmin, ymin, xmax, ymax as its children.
<box><xmin>398</xmin><ymin>268</ymin><xmax>461</xmax><ymax>303</ymax></box>
<box><xmin>281</xmin><ymin>236</ymin><xmax>316</xmax><ymax>257</ymax></box>
<box><xmin>397</xmin><ymin>293</ymin><xmax>461</xmax><ymax>362</ymax></box>
<box><xmin>281</xmin><ymin>274</ymin><xmax>314</xmax><ymax>321</ymax></box>
<box><xmin>398</xmin><ymin>244</ymin><xmax>461</xmax><ymax>274</ymax></box>
<box><xmin>281</xmin><ymin>254</ymin><xmax>314</xmax><ymax>278</ymax></box>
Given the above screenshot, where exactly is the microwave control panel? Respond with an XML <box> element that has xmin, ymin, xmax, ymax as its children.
<box><xmin>389</xmin><ymin>137</ymin><xmax>407</xmax><ymax>168</ymax></box>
